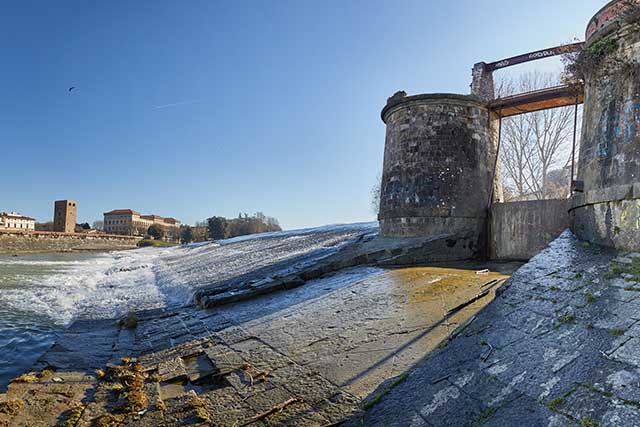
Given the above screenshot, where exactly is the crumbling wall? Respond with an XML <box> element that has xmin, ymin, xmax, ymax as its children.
<box><xmin>573</xmin><ymin>2</ymin><xmax>640</xmax><ymax>250</ymax></box>
<box><xmin>491</xmin><ymin>199</ymin><xmax>570</xmax><ymax>261</ymax></box>
<box><xmin>378</xmin><ymin>92</ymin><xmax>501</xmax><ymax>258</ymax></box>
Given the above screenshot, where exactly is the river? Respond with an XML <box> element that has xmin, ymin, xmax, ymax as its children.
<box><xmin>0</xmin><ymin>253</ymin><xmax>111</xmax><ymax>389</ymax></box>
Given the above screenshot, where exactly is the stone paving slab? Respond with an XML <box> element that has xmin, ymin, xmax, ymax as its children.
<box><xmin>349</xmin><ymin>231</ymin><xmax>640</xmax><ymax>426</ymax></box>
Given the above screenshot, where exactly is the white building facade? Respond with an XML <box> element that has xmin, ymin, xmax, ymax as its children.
<box><xmin>0</xmin><ymin>212</ymin><xmax>36</xmax><ymax>231</ymax></box>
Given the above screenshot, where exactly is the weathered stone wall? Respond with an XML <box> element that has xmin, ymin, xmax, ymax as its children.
<box><xmin>490</xmin><ymin>199</ymin><xmax>570</xmax><ymax>261</ymax></box>
<box><xmin>573</xmin><ymin>3</ymin><xmax>640</xmax><ymax>250</ymax></box>
<box><xmin>471</xmin><ymin>62</ymin><xmax>495</xmax><ymax>101</ymax></box>
<box><xmin>378</xmin><ymin>92</ymin><xmax>501</xmax><ymax>257</ymax></box>
<box><xmin>0</xmin><ymin>231</ymin><xmax>141</xmax><ymax>254</ymax></box>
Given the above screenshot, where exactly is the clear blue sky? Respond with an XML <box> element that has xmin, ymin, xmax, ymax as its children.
<box><xmin>0</xmin><ymin>0</ymin><xmax>605</xmax><ymax>229</ymax></box>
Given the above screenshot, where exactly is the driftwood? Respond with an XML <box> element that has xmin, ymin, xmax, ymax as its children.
<box><xmin>243</xmin><ymin>398</ymin><xmax>300</xmax><ymax>425</ymax></box>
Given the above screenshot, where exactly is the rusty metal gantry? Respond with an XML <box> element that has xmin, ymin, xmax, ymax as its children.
<box><xmin>483</xmin><ymin>42</ymin><xmax>585</xmax><ymax>211</ymax></box>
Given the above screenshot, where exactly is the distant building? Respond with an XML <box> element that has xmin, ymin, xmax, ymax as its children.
<box><xmin>53</xmin><ymin>200</ymin><xmax>77</xmax><ymax>233</ymax></box>
<box><xmin>0</xmin><ymin>212</ymin><xmax>36</xmax><ymax>231</ymax></box>
<box><xmin>103</xmin><ymin>209</ymin><xmax>181</xmax><ymax>241</ymax></box>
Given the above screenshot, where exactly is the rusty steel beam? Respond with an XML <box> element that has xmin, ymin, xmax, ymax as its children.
<box><xmin>489</xmin><ymin>84</ymin><xmax>584</xmax><ymax>117</ymax></box>
<box><xmin>485</xmin><ymin>42</ymin><xmax>584</xmax><ymax>72</ymax></box>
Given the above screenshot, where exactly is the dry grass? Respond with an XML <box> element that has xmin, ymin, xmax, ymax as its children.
<box><xmin>0</xmin><ymin>399</ymin><xmax>24</xmax><ymax>415</ymax></box>
<box><xmin>56</xmin><ymin>403</ymin><xmax>85</xmax><ymax>427</ymax></box>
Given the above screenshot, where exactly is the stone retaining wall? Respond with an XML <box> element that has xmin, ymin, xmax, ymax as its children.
<box><xmin>490</xmin><ymin>199</ymin><xmax>570</xmax><ymax>260</ymax></box>
<box><xmin>574</xmin><ymin>4</ymin><xmax>640</xmax><ymax>250</ymax></box>
<box><xmin>0</xmin><ymin>231</ymin><xmax>141</xmax><ymax>254</ymax></box>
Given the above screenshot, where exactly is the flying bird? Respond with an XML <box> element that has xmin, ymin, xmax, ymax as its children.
<box><xmin>68</xmin><ymin>87</ymin><xmax>75</xmax><ymax>92</ymax></box>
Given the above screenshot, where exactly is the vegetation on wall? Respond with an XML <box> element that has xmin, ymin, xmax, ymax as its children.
<box><xmin>563</xmin><ymin>1</ymin><xmax>640</xmax><ymax>85</ymax></box>
<box><xmin>562</xmin><ymin>36</ymin><xmax>620</xmax><ymax>84</ymax></box>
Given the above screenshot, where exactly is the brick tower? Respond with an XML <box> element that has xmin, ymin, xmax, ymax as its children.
<box><xmin>53</xmin><ymin>200</ymin><xmax>77</xmax><ymax>233</ymax></box>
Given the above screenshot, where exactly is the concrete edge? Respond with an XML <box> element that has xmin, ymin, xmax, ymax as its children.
<box><xmin>570</xmin><ymin>183</ymin><xmax>640</xmax><ymax>211</ymax></box>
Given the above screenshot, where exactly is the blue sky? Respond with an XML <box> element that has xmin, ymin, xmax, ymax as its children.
<box><xmin>0</xmin><ymin>0</ymin><xmax>605</xmax><ymax>229</ymax></box>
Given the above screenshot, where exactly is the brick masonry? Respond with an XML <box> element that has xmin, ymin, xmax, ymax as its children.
<box><xmin>378</xmin><ymin>93</ymin><xmax>502</xmax><ymax>258</ymax></box>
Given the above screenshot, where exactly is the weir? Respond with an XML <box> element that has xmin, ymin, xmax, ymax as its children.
<box><xmin>377</xmin><ymin>1</ymin><xmax>640</xmax><ymax>259</ymax></box>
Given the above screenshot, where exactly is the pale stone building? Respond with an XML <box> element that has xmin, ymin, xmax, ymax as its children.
<box><xmin>103</xmin><ymin>209</ymin><xmax>181</xmax><ymax>241</ymax></box>
<box><xmin>0</xmin><ymin>212</ymin><xmax>36</xmax><ymax>231</ymax></box>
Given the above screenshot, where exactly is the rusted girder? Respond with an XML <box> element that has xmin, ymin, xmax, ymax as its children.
<box><xmin>489</xmin><ymin>84</ymin><xmax>584</xmax><ymax>117</ymax></box>
<box><xmin>485</xmin><ymin>42</ymin><xmax>584</xmax><ymax>72</ymax></box>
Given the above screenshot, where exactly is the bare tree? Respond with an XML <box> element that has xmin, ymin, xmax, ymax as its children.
<box><xmin>496</xmin><ymin>72</ymin><xmax>578</xmax><ymax>201</ymax></box>
<box><xmin>371</xmin><ymin>173</ymin><xmax>381</xmax><ymax>216</ymax></box>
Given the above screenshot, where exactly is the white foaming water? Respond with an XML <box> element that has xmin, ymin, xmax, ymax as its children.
<box><xmin>0</xmin><ymin>222</ymin><xmax>379</xmax><ymax>326</ymax></box>
<box><xmin>0</xmin><ymin>248</ymin><xmax>174</xmax><ymax>325</ymax></box>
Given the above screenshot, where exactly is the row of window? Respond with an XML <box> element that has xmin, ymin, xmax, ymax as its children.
<box><xmin>1</xmin><ymin>222</ymin><xmax>35</xmax><ymax>229</ymax></box>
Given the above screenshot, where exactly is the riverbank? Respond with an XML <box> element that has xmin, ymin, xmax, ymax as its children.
<box><xmin>0</xmin><ymin>230</ymin><xmax>141</xmax><ymax>254</ymax></box>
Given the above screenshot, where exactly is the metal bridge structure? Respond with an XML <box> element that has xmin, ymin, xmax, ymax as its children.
<box><xmin>483</xmin><ymin>42</ymin><xmax>584</xmax><ymax>117</ymax></box>
<box><xmin>478</xmin><ymin>42</ymin><xmax>586</xmax><ymax>209</ymax></box>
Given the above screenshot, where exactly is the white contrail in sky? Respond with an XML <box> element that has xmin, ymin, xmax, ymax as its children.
<box><xmin>154</xmin><ymin>99</ymin><xmax>204</xmax><ymax>109</ymax></box>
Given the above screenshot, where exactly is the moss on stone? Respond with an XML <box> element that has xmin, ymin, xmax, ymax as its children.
<box><xmin>558</xmin><ymin>314</ymin><xmax>576</xmax><ymax>324</ymax></box>
<box><xmin>548</xmin><ymin>397</ymin><xmax>564</xmax><ymax>411</ymax></box>
<box><xmin>579</xmin><ymin>417</ymin><xmax>599</xmax><ymax>427</ymax></box>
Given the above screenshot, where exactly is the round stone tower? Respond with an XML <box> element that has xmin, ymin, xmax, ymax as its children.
<box><xmin>378</xmin><ymin>92</ymin><xmax>501</xmax><ymax>257</ymax></box>
<box><xmin>572</xmin><ymin>0</ymin><xmax>640</xmax><ymax>249</ymax></box>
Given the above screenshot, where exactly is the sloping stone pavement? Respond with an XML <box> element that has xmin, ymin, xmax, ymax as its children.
<box><xmin>347</xmin><ymin>231</ymin><xmax>640</xmax><ymax>427</ymax></box>
<box><xmin>0</xmin><ymin>259</ymin><xmax>515</xmax><ymax>426</ymax></box>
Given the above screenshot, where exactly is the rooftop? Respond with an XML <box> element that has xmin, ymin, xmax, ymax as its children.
<box><xmin>0</xmin><ymin>212</ymin><xmax>36</xmax><ymax>221</ymax></box>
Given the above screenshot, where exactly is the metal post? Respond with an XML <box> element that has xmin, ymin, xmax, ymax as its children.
<box><xmin>487</xmin><ymin>113</ymin><xmax>503</xmax><ymax>210</ymax></box>
<box><xmin>485</xmin><ymin>113</ymin><xmax>502</xmax><ymax>260</ymax></box>
<box><xmin>570</xmin><ymin>97</ymin><xmax>579</xmax><ymax>194</ymax></box>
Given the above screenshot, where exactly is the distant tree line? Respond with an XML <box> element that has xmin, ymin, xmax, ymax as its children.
<box><xmin>175</xmin><ymin>213</ymin><xmax>280</xmax><ymax>243</ymax></box>
<box><xmin>206</xmin><ymin>212</ymin><xmax>281</xmax><ymax>241</ymax></box>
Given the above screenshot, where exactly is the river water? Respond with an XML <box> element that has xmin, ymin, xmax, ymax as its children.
<box><xmin>0</xmin><ymin>253</ymin><xmax>111</xmax><ymax>389</ymax></box>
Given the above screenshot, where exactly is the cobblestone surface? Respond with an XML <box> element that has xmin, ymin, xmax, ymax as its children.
<box><xmin>348</xmin><ymin>231</ymin><xmax>640</xmax><ymax>427</ymax></box>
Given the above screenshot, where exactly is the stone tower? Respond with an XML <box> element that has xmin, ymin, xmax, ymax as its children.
<box><xmin>53</xmin><ymin>200</ymin><xmax>77</xmax><ymax>233</ymax></box>
<box><xmin>572</xmin><ymin>0</ymin><xmax>640</xmax><ymax>250</ymax></box>
<box><xmin>378</xmin><ymin>91</ymin><xmax>501</xmax><ymax>258</ymax></box>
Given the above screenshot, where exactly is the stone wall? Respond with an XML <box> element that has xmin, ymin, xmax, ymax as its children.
<box><xmin>0</xmin><ymin>231</ymin><xmax>141</xmax><ymax>254</ymax></box>
<box><xmin>490</xmin><ymin>199</ymin><xmax>570</xmax><ymax>261</ymax></box>
<box><xmin>378</xmin><ymin>92</ymin><xmax>501</xmax><ymax>258</ymax></box>
<box><xmin>573</xmin><ymin>3</ymin><xmax>640</xmax><ymax>250</ymax></box>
